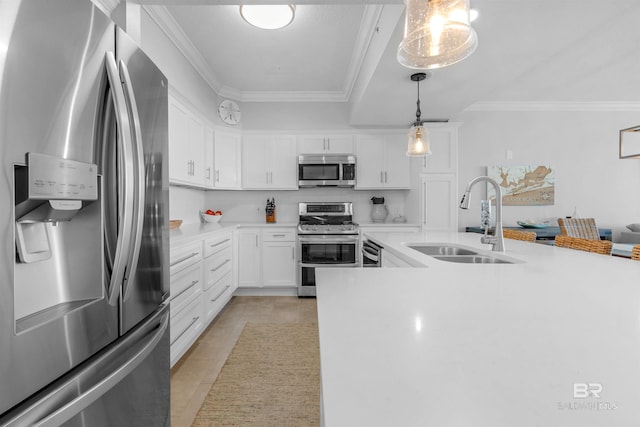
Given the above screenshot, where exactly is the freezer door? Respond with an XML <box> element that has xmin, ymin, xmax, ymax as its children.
<box><xmin>0</xmin><ymin>0</ymin><xmax>119</xmax><ymax>415</ymax></box>
<box><xmin>0</xmin><ymin>305</ymin><xmax>170</xmax><ymax>427</ymax></box>
<box><xmin>116</xmin><ymin>29</ymin><xmax>170</xmax><ymax>335</ymax></box>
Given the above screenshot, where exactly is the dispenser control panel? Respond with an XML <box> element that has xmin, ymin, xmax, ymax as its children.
<box><xmin>27</xmin><ymin>153</ymin><xmax>98</xmax><ymax>200</ymax></box>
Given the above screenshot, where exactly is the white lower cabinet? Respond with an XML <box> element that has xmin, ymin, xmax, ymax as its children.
<box><xmin>237</xmin><ymin>227</ymin><xmax>297</xmax><ymax>290</ymax></box>
<box><xmin>169</xmin><ymin>230</ymin><xmax>235</xmax><ymax>367</ymax></box>
<box><xmin>237</xmin><ymin>229</ymin><xmax>262</xmax><ymax>287</ymax></box>
<box><xmin>262</xmin><ymin>229</ymin><xmax>296</xmax><ymax>288</ymax></box>
<box><xmin>202</xmin><ymin>234</ymin><xmax>234</xmax><ymax>323</ymax></box>
<box><xmin>169</xmin><ymin>240</ymin><xmax>203</xmax><ymax>367</ymax></box>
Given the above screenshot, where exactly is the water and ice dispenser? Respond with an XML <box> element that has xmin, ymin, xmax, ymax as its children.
<box><xmin>13</xmin><ymin>153</ymin><xmax>103</xmax><ymax>332</ymax></box>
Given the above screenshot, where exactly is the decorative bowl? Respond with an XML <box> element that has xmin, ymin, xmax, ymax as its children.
<box><xmin>200</xmin><ymin>211</ymin><xmax>222</xmax><ymax>223</ymax></box>
<box><xmin>169</xmin><ymin>220</ymin><xmax>183</xmax><ymax>230</ymax></box>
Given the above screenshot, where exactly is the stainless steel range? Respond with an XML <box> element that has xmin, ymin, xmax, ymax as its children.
<box><xmin>298</xmin><ymin>202</ymin><xmax>360</xmax><ymax>297</ymax></box>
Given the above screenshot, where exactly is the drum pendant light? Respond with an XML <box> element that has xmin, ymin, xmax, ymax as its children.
<box><xmin>398</xmin><ymin>0</ymin><xmax>477</xmax><ymax>70</ymax></box>
<box><xmin>406</xmin><ymin>72</ymin><xmax>431</xmax><ymax>157</ymax></box>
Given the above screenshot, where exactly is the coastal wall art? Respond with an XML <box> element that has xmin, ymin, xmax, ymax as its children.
<box><xmin>487</xmin><ymin>165</ymin><xmax>555</xmax><ymax>206</ymax></box>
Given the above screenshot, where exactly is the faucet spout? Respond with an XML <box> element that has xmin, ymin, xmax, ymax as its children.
<box><xmin>459</xmin><ymin>176</ymin><xmax>505</xmax><ymax>252</ymax></box>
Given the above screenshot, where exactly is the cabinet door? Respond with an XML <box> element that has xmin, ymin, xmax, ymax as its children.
<box><xmin>242</xmin><ymin>135</ymin><xmax>269</xmax><ymax>189</ymax></box>
<box><xmin>383</xmin><ymin>134</ymin><xmax>411</xmax><ymax>189</ymax></box>
<box><xmin>237</xmin><ymin>230</ymin><xmax>261</xmax><ymax>287</ymax></box>
<box><xmin>214</xmin><ymin>131</ymin><xmax>242</xmax><ymax>189</ymax></box>
<box><xmin>262</xmin><ymin>241</ymin><xmax>296</xmax><ymax>288</ymax></box>
<box><xmin>188</xmin><ymin>115</ymin><xmax>205</xmax><ymax>185</ymax></box>
<box><xmin>325</xmin><ymin>135</ymin><xmax>353</xmax><ymax>153</ymax></box>
<box><xmin>268</xmin><ymin>135</ymin><xmax>297</xmax><ymax>189</ymax></box>
<box><xmin>422</xmin><ymin>126</ymin><xmax>458</xmax><ymax>173</ymax></box>
<box><xmin>204</xmin><ymin>126</ymin><xmax>215</xmax><ymax>188</ymax></box>
<box><xmin>168</xmin><ymin>97</ymin><xmax>192</xmax><ymax>184</ymax></box>
<box><xmin>297</xmin><ymin>135</ymin><xmax>353</xmax><ymax>154</ymax></box>
<box><xmin>421</xmin><ymin>174</ymin><xmax>458</xmax><ymax>231</ymax></box>
<box><xmin>297</xmin><ymin>135</ymin><xmax>327</xmax><ymax>154</ymax></box>
<box><xmin>355</xmin><ymin>136</ymin><xmax>385</xmax><ymax>189</ymax></box>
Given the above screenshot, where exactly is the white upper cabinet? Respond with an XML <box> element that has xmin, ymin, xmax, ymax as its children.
<box><xmin>243</xmin><ymin>134</ymin><xmax>297</xmax><ymax>190</ymax></box>
<box><xmin>213</xmin><ymin>131</ymin><xmax>242</xmax><ymax>189</ymax></box>
<box><xmin>421</xmin><ymin>125</ymin><xmax>458</xmax><ymax>174</ymax></box>
<box><xmin>204</xmin><ymin>126</ymin><xmax>215</xmax><ymax>189</ymax></box>
<box><xmin>169</xmin><ymin>95</ymin><xmax>205</xmax><ymax>186</ymax></box>
<box><xmin>355</xmin><ymin>134</ymin><xmax>410</xmax><ymax>189</ymax></box>
<box><xmin>297</xmin><ymin>134</ymin><xmax>354</xmax><ymax>154</ymax></box>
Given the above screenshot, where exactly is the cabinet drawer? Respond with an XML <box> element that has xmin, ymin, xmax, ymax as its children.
<box><xmin>170</xmin><ymin>273</ymin><xmax>201</xmax><ymax>315</ymax></box>
<box><xmin>170</xmin><ymin>291</ymin><xmax>202</xmax><ymax>345</ymax></box>
<box><xmin>170</xmin><ymin>262</ymin><xmax>202</xmax><ymax>302</ymax></box>
<box><xmin>262</xmin><ymin>228</ymin><xmax>296</xmax><ymax>242</ymax></box>
<box><xmin>170</xmin><ymin>241</ymin><xmax>202</xmax><ymax>275</ymax></box>
<box><xmin>204</xmin><ymin>234</ymin><xmax>232</xmax><ymax>258</ymax></box>
<box><xmin>204</xmin><ymin>247</ymin><xmax>232</xmax><ymax>291</ymax></box>
<box><xmin>203</xmin><ymin>271</ymin><xmax>233</xmax><ymax>320</ymax></box>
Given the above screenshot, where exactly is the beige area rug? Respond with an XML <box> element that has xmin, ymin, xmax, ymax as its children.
<box><xmin>192</xmin><ymin>322</ymin><xmax>321</xmax><ymax>427</ymax></box>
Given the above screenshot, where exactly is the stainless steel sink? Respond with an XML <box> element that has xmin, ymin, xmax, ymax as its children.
<box><xmin>433</xmin><ymin>255</ymin><xmax>514</xmax><ymax>264</ymax></box>
<box><xmin>407</xmin><ymin>245</ymin><xmax>478</xmax><ymax>256</ymax></box>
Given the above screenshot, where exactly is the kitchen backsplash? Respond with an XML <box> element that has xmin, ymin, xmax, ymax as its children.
<box><xmin>170</xmin><ymin>186</ymin><xmax>413</xmax><ymax>225</ymax></box>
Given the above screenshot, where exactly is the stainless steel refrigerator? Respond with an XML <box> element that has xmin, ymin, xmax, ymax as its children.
<box><xmin>0</xmin><ymin>0</ymin><xmax>170</xmax><ymax>425</ymax></box>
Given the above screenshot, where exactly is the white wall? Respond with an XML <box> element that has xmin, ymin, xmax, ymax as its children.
<box><xmin>455</xmin><ymin>109</ymin><xmax>640</xmax><ymax>240</ymax></box>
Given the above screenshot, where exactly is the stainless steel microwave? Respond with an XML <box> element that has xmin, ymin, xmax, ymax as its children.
<box><xmin>298</xmin><ymin>154</ymin><xmax>356</xmax><ymax>187</ymax></box>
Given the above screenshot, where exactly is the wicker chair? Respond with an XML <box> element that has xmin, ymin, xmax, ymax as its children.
<box><xmin>557</xmin><ymin>218</ymin><xmax>600</xmax><ymax>240</ymax></box>
<box><xmin>632</xmin><ymin>245</ymin><xmax>640</xmax><ymax>261</ymax></box>
<box><xmin>503</xmin><ymin>229</ymin><xmax>536</xmax><ymax>242</ymax></box>
<box><xmin>554</xmin><ymin>235</ymin><xmax>612</xmax><ymax>255</ymax></box>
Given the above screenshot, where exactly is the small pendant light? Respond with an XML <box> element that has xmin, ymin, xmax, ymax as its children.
<box><xmin>398</xmin><ymin>0</ymin><xmax>477</xmax><ymax>70</ymax></box>
<box><xmin>407</xmin><ymin>72</ymin><xmax>431</xmax><ymax>157</ymax></box>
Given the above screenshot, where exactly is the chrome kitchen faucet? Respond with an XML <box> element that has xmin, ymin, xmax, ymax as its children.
<box><xmin>460</xmin><ymin>176</ymin><xmax>506</xmax><ymax>252</ymax></box>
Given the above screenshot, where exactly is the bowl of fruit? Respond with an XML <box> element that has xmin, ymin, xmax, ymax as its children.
<box><xmin>200</xmin><ymin>209</ymin><xmax>223</xmax><ymax>223</ymax></box>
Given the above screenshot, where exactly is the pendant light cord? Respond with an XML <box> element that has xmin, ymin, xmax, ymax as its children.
<box><xmin>415</xmin><ymin>79</ymin><xmax>422</xmax><ymax>125</ymax></box>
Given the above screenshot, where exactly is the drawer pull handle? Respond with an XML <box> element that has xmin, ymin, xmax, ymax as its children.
<box><xmin>171</xmin><ymin>280</ymin><xmax>200</xmax><ymax>301</ymax></box>
<box><xmin>209</xmin><ymin>239</ymin><xmax>231</xmax><ymax>248</ymax></box>
<box><xmin>211</xmin><ymin>285</ymin><xmax>231</xmax><ymax>302</ymax></box>
<box><xmin>171</xmin><ymin>316</ymin><xmax>200</xmax><ymax>346</ymax></box>
<box><xmin>210</xmin><ymin>259</ymin><xmax>231</xmax><ymax>272</ymax></box>
<box><xmin>170</xmin><ymin>252</ymin><xmax>199</xmax><ymax>267</ymax></box>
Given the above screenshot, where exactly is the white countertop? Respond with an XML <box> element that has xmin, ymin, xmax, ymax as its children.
<box><xmin>316</xmin><ymin>231</ymin><xmax>640</xmax><ymax>427</ymax></box>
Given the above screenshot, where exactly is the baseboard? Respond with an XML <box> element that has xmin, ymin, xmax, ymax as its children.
<box><xmin>233</xmin><ymin>287</ymin><xmax>298</xmax><ymax>297</ymax></box>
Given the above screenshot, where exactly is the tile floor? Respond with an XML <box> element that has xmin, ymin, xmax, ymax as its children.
<box><xmin>170</xmin><ymin>296</ymin><xmax>318</xmax><ymax>427</ymax></box>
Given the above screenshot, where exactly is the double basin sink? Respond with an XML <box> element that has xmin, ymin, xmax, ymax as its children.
<box><xmin>406</xmin><ymin>244</ymin><xmax>517</xmax><ymax>264</ymax></box>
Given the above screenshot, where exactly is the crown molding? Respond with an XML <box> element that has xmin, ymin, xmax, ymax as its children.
<box><xmin>465</xmin><ymin>101</ymin><xmax>640</xmax><ymax>112</ymax></box>
<box><xmin>92</xmin><ymin>0</ymin><xmax>120</xmax><ymax>16</ymax></box>
<box><xmin>143</xmin><ymin>5</ymin><xmax>222</xmax><ymax>93</ymax></box>
<box><xmin>144</xmin><ymin>4</ymin><xmax>382</xmax><ymax>103</ymax></box>
<box><xmin>342</xmin><ymin>5</ymin><xmax>384</xmax><ymax>100</ymax></box>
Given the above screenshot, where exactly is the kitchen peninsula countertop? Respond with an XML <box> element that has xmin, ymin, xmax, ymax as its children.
<box><xmin>316</xmin><ymin>231</ymin><xmax>640</xmax><ymax>427</ymax></box>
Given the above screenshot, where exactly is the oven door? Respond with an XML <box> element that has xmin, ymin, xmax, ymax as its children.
<box><xmin>298</xmin><ymin>235</ymin><xmax>359</xmax><ymax>296</ymax></box>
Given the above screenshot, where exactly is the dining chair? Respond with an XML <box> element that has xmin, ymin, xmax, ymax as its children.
<box><xmin>554</xmin><ymin>235</ymin><xmax>612</xmax><ymax>255</ymax></box>
<box><xmin>632</xmin><ymin>245</ymin><xmax>640</xmax><ymax>261</ymax></box>
<box><xmin>503</xmin><ymin>229</ymin><xmax>536</xmax><ymax>242</ymax></box>
<box><xmin>557</xmin><ymin>218</ymin><xmax>601</xmax><ymax>240</ymax></box>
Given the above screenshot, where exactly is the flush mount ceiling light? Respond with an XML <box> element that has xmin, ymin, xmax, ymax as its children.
<box><xmin>240</xmin><ymin>5</ymin><xmax>296</xmax><ymax>30</ymax></box>
<box><xmin>406</xmin><ymin>72</ymin><xmax>432</xmax><ymax>157</ymax></box>
<box><xmin>398</xmin><ymin>0</ymin><xmax>478</xmax><ymax>70</ymax></box>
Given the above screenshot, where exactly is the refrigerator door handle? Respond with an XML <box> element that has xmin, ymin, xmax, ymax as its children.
<box><xmin>104</xmin><ymin>51</ymin><xmax>136</xmax><ymax>306</ymax></box>
<box><xmin>31</xmin><ymin>309</ymin><xmax>169</xmax><ymax>427</ymax></box>
<box><xmin>118</xmin><ymin>59</ymin><xmax>146</xmax><ymax>302</ymax></box>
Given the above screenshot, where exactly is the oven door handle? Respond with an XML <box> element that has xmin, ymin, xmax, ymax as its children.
<box><xmin>298</xmin><ymin>237</ymin><xmax>359</xmax><ymax>244</ymax></box>
<box><xmin>299</xmin><ymin>262</ymin><xmax>359</xmax><ymax>268</ymax></box>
